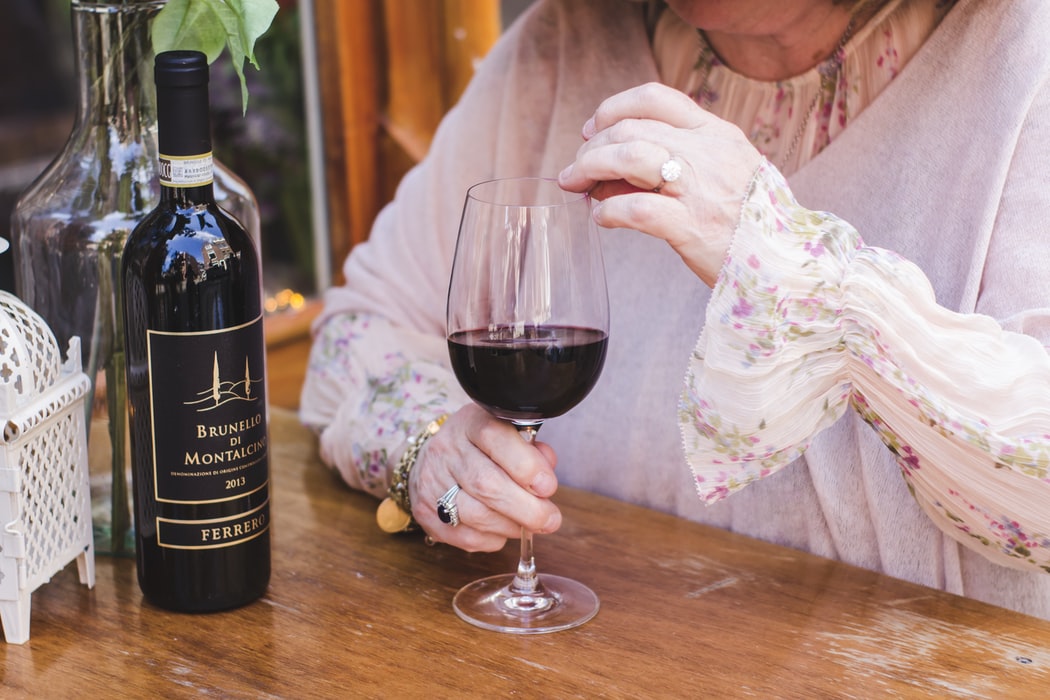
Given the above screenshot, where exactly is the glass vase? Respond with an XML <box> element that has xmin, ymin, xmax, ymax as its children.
<box><xmin>9</xmin><ymin>0</ymin><xmax>260</xmax><ymax>556</ymax></box>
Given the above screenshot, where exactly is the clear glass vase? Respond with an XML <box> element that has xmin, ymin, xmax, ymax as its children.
<box><xmin>9</xmin><ymin>0</ymin><xmax>260</xmax><ymax>556</ymax></box>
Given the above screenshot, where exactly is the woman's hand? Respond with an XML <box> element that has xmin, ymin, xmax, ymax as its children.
<box><xmin>558</xmin><ymin>82</ymin><xmax>763</xmax><ymax>287</ymax></box>
<box><xmin>409</xmin><ymin>403</ymin><xmax>562</xmax><ymax>551</ymax></box>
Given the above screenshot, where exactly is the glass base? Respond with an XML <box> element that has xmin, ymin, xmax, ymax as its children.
<box><xmin>452</xmin><ymin>573</ymin><xmax>599</xmax><ymax>634</ymax></box>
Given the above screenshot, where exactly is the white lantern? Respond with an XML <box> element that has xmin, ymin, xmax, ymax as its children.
<box><xmin>0</xmin><ymin>290</ymin><xmax>94</xmax><ymax>644</ymax></box>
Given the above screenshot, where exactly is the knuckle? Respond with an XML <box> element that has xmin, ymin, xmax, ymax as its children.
<box><xmin>638</xmin><ymin>81</ymin><xmax>665</xmax><ymax>101</ymax></box>
<box><xmin>614</xmin><ymin>140</ymin><xmax>650</xmax><ymax>169</ymax></box>
<box><xmin>463</xmin><ymin>466</ymin><xmax>504</xmax><ymax>505</ymax></box>
<box><xmin>606</xmin><ymin>119</ymin><xmax>644</xmax><ymax>145</ymax></box>
<box><xmin>472</xmin><ymin>417</ymin><xmax>505</xmax><ymax>451</ymax></box>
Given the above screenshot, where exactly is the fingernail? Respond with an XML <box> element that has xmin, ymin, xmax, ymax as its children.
<box><xmin>557</xmin><ymin>164</ymin><xmax>572</xmax><ymax>182</ymax></box>
<box><xmin>582</xmin><ymin>117</ymin><xmax>596</xmax><ymax>139</ymax></box>
<box><xmin>542</xmin><ymin>512</ymin><xmax>560</xmax><ymax>532</ymax></box>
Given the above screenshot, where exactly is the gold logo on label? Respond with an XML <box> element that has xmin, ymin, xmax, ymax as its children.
<box><xmin>185</xmin><ymin>352</ymin><xmax>262</xmax><ymax>412</ymax></box>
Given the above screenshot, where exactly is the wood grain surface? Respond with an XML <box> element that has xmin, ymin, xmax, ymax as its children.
<box><xmin>3</xmin><ymin>409</ymin><xmax>1049</xmax><ymax>698</ymax></box>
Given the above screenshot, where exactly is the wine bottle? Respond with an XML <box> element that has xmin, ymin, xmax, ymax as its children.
<box><xmin>121</xmin><ymin>50</ymin><xmax>270</xmax><ymax>612</ymax></box>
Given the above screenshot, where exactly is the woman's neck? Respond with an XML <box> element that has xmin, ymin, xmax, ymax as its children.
<box><xmin>669</xmin><ymin>1</ymin><xmax>883</xmax><ymax>80</ymax></box>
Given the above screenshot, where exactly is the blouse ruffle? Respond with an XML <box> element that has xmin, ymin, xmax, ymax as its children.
<box><xmin>681</xmin><ymin>160</ymin><xmax>1050</xmax><ymax>572</ymax></box>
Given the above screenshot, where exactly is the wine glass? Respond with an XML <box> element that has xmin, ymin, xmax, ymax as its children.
<box><xmin>446</xmin><ymin>177</ymin><xmax>609</xmax><ymax>633</ymax></box>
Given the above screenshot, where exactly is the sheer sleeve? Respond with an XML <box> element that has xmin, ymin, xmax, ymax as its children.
<box><xmin>680</xmin><ymin>160</ymin><xmax>1050</xmax><ymax>572</ymax></box>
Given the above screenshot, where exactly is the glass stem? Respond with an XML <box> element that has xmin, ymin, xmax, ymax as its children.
<box><xmin>511</xmin><ymin>424</ymin><xmax>541</xmax><ymax>595</ymax></box>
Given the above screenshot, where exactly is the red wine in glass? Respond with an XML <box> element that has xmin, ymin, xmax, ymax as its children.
<box><xmin>446</xmin><ymin>176</ymin><xmax>609</xmax><ymax>634</ymax></box>
<box><xmin>447</xmin><ymin>325</ymin><xmax>608</xmax><ymax>424</ymax></box>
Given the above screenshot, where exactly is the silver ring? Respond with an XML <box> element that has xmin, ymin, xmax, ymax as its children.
<box><xmin>436</xmin><ymin>484</ymin><xmax>461</xmax><ymax>527</ymax></box>
<box><xmin>654</xmin><ymin>157</ymin><xmax>682</xmax><ymax>192</ymax></box>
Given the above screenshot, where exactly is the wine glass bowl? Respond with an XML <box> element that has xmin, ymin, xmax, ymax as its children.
<box><xmin>446</xmin><ymin>177</ymin><xmax>609</xmax><ymax>633</ymax></box>
<box><xmin>446</xmin><ymin>325</ymin><xmax>608</xmax><ymax>426</ymax></box>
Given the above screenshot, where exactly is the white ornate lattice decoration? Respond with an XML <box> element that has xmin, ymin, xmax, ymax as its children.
<box><xmin>0</xmin><ymin>290</ymin><xmax>94</xmax><ymax>644</ymax></box>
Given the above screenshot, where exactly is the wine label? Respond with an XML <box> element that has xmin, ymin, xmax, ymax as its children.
<box><xmin>146</xmin><ymin>316</ymin><xmax>269</xmax><ymax>549</ymax></box>
<box><xmin>159</xmin><ymin>152</ymin><xmax>214</xmax><ymax>187</ymax></box>
<box><xmin>157</xmin><ymin>500</ymin><xmax>270</xmax><ymax>551</ymax></box>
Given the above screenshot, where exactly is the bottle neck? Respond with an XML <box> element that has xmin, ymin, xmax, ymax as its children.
<box><xmin>70</xmin><ymin>1</ymin><xmax>164</xmax><ymax>134</ymax></box>
<box><xmin>156</xmin><ymin>50</ymin><xmax>215</xmax><ymax>205</ymax></box>
<box><xmin>159</xmin><ymin>153</ymin><xmax>216</xmax><ymax>205</ymax></box>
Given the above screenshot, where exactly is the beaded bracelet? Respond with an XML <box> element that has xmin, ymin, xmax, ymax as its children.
<box><xmin>376</xmin><ymin>414</ymin><xmax>449</xmax><ymax>533</ymax></box>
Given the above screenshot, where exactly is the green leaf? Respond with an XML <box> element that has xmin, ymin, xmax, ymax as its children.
<box><xmin>151</xmin><ymin>0</ymin><xmax>227</xmax><ymax>63</ymax></box>
<box><xmin>151</xmin><ymin>0</ymin><xmax>279</xmax><ymax>114</ymax></box>
<box><xmin>222</xmin><ymin>0</ymin><xmax>281</xmax><ymax>71</ymax></box>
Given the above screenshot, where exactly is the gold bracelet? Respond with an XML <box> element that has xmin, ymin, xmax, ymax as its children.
<box><xmin>376</xmin><ymin>414</ymin><xmax>449</xmax><ymax>534</ymax></box>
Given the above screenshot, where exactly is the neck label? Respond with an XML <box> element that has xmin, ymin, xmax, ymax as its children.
<box><xmin>159</xmin><ymin>153</ymin><xmax>214</xmax><ymax>187</ymax></box>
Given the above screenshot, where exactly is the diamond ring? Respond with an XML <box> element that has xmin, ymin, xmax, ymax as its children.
<box><xmin>653</xmin><ymin>157</ymin><xmax>682</xmax><ymax>192</ymax></box>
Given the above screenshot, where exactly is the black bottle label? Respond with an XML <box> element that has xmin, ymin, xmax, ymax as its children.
<box><xmin>146</xmin><ymin>315</ymin><xmax>269</xmax><ymax>549</ymax></box>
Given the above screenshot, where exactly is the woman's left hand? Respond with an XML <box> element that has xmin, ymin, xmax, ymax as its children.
<box><xmin>558</xmin><ymin>82</ymin><xmax>763</xmax><ymax>287</ymax></box>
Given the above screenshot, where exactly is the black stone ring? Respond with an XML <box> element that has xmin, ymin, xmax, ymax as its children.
<box><xmin>436</xmin><ymin>484</ymin><xmax>462</xmax><ymax>527</ymax></box>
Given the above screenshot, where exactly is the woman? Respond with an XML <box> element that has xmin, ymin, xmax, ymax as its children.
<box><xmin>302</xmin><ymin>0</ymin><xmax>1050</xmax><ymax>618</ymax></box>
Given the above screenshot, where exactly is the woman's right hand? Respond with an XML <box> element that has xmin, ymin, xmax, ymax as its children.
<box><xmin>408</xmin><ymin>403</ymin><xmax>563</xmax><ymax>551</ymax></box>
<box><xmin>558</xmin><ymin>82</ymin><xmax>763</xmax><ymax>287</ymax></box>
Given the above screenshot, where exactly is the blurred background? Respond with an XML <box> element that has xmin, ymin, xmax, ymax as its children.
<box><xmin>0</xmin><ymin>0</ymin><xmax>531</xmax><ymax>302</ymax></box>
<box><xmin>1</xmin><ymin>0</ymin><xmax>311</xmax><ymax>297</ymax></box>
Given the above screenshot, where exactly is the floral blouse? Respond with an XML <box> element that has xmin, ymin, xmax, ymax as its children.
<box><xmin>683</xmin><ymin>161</ymin><xmax>1050</xmax><ymax>573</ymax></box>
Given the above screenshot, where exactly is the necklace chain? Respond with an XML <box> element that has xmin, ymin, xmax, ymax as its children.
<box><xmin>692</xmin><ymin>17</ymin><xmax>857</xmax><ymax>170</ymax></box>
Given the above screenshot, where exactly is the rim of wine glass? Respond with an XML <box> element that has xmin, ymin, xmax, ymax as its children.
<box><xmin>465</xmin><ymin>177</ymin><xmax>589</xmax><ymax>209</ymax></box>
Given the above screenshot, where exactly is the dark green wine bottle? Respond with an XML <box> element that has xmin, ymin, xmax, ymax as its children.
<box><xmin>122</xmin><ymin>50</ymin><xmax>270</xmax><ymax>612</ymax></box>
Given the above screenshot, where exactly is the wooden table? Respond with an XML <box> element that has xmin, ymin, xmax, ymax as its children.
<box><xmin>5</xmin><ymin>409</ymin><xmax>1050</xmax><ymax>698</ymax></box>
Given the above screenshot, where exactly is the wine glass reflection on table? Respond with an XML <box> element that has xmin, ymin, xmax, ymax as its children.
<box><xmin>446</xmin><ymin>177</ymin><xmax>610</xmax><ymax>634</ymax></box>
